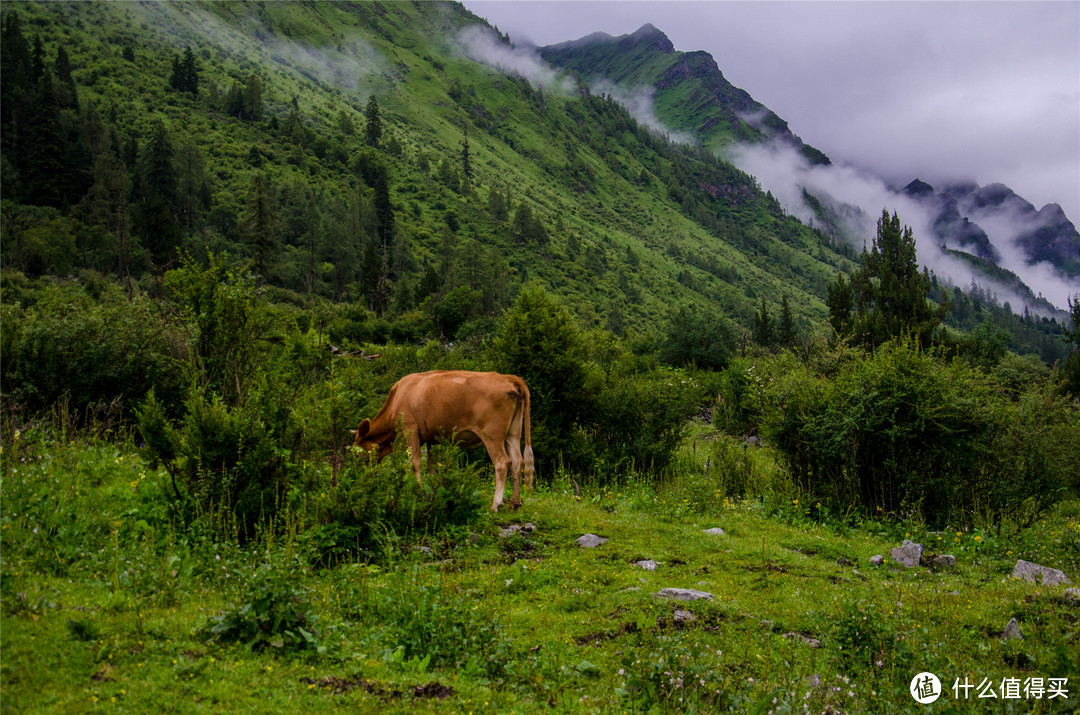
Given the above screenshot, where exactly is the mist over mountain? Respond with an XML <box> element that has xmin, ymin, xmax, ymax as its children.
<box><xmin>541</xmin><ymin>24</ymin><xmax>1077</xmax><ymax>313</ymax></box>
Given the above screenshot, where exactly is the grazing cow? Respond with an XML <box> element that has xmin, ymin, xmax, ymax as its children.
<box><xmin>352</xmin><ymin>370</ymin><xmax>535</xmax><ymax>511</ymax></box>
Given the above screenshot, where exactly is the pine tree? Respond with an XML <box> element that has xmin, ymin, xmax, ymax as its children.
<box><xmin>135</xmin><ymin>120</ymin><xmax>180</xmax><ymax>266</ymax></box>
<box><xmin>753</xmin><ymin>297</ymin><xmax>775</xmax><ymax>347</ymax></box>
<box><xmin>242</xmin><ymin>73</ymin><xmax>262</xmax><ymax>122</ymax></box>
<box><xmin>225</xmin><ymin>81</ymin><xmax>244</xmax><ymax>118</ymax></box>
<box><xmin>241</xmin><ymin>172</ymin><xmax>277</xmax><ymax>281</ymax></box>
<box><xmin>364</xmin><ymin>94</ymin><xmax>382</xmax><ymax>148</ymax></box>
<box><xmin>849</xmin><ymin>210</ymin><xmax>949</xmax><ymax>346</ymax></box>
<box><xmin>460</xmin><ymin>131</ymin><xmax>472</xmax><ymax>192</ymax></box>
<box><xmin>181</xmin><ymin>47</ymin><xmax>199</xmax><ymax>97</ymax></box>
<box><xmin>778</xmin><ymin>295</ymin><xmax>797</xmax><ymax>346</ymax></box>
<box><xmin>826</xmin><ymin>273</ymin><xmax>854</xmax><ymax>338</ymax></box>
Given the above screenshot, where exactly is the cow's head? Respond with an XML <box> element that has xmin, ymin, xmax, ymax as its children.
<box><xmin>351</xmin><ymin>418</ymin><xmax>392</xmax><ymax>458</ymax></box>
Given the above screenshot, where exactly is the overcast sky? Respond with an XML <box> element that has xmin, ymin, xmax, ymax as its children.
<box><xmin>461</xmin><ymin>1</ymin><xmax>1080</xmax><ymax>225</ymax></box>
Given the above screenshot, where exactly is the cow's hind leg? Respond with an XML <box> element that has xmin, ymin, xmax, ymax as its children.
<box><xmin>483</xmin><ymin>439</ymin><xmax>513</xmax><ymax>511</ymax></box>
<box><xmin>505</xmin><ymin>434</ymin><xmax>523</xmax><ymax>509</ymax></box>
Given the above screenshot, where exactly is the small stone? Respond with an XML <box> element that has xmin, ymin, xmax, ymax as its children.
<box><xmin>931</xmin><ymin>554</ymin><xmax>956</xmax><ymax>569</ymax></box>
<box><xmin>654</xmin><ymin>587</ymin><xmax>714</xmax><ymax>601</ymax></box>
<box><xmin>499</xmin><ymin>522</ymin><xmax>538</xmax><ymax>538</ymax></box>
<box><xmin>673</xmin><ymin>608</ymin><xmax>695</xmax><ymax>623</ymax></box>
<box><xmin>784</xmin><ymin>632</ymin><xmax>822</xmax><ymax>648</ymax></box>
<box><xmin>890</xmin><ymin>540</ymin><xmax>923</xmax><ymax>569</ymax></box>
<box><xmin>947</xmin><ymin>591</ymin><xmax>960</xmax><ymax>597</ymax></box>
<box><xmin>1002</xmin><ymin>617</ymin><xmax>1023</xmax><ymax>641</ymax></box>
<box><xmin>1064</xmin><ymin>588</ymin><xmax>1080</xmax><ymax>603</ymax></box>
<box><xmin>869</xmin><ymin>555</ymin><xmax>884</xmax><ymax>567</ymax></box>
<box><xmin>576</xmin><ymin>533</ymin><xmax>608</xmax><ymax>548</ymax></box>
<box><xmin>1012</xmin><ymin>559</ymin><xmax>1071</xmax><ymax>586</ymax></box>
<box><xmin>634</xmin><ymin>560</ymin><xmax>657</xmax><ymax>571</ymax></box>
<box><xmin>703</xmin><ymin>527</ymin><xmax>725</xmax><ymax>536</ymax></box>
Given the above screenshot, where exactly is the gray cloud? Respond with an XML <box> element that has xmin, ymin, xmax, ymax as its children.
<box><xmin>135</xmin><ymin>2</ymin><xmax>386</xmax><ymax>96</ymax></box>
<box><xmin>462</xmin><ymin>1</ymin><xmax>1080</xmax><ymax>225</ymax></box>
<box><xmin>730</xmin><ymin>140</ymin><xmax>1074</xmax><ymax>312</ymax></box>
<box><xmin>457</xmin><ymin>25</ymin><xmax>575</xmax><ymax>92</ymax></box>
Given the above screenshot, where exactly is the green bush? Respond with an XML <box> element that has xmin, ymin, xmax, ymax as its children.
<box><xmin>368</xmin><ymin>565</ymin><xmax>510</xmax><ymax>678</ymax></box>
<box><xmin>2</xmin><ymin>282</ymin><xmax>186</xmax><ymax>419</ymax></box>
<box><xmin>754</xmin><ymin>338</ymin><xmax>1080</xmax><ymax>528</ymax></box>
<box><xmin>308</xmin><ymin>440</ymin><xmax>487</xmax><ymax>558</ymax></box>
<box><xmin>199</xmin><ymin>563</ymin><xmax>320</xmax><ymax>652</ymax></box>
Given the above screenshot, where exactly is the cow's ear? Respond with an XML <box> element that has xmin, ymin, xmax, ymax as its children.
<box><xmin>354</xmin><ymin>419</ymin><xmax>371</xmax><ymax>439</ymax></box>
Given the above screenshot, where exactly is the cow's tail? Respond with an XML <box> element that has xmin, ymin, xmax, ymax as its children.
<box><xmin>519</xmin><ymin>380</ymin><xmax>535</xmax><ymax>491</ymax></box>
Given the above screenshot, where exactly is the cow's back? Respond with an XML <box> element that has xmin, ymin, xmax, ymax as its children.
<box><xmin>394</xmin><ymin>371</ymin><xmax>522</xmax><ymax>442</ymax></box>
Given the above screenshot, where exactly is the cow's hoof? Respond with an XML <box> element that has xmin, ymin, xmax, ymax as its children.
<box><xmin>510</xmin><ymin>500</ymin><xmax>522</xmax><ymax>510</ymax></box>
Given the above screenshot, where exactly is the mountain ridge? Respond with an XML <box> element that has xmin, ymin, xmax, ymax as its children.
<box><xmin>540</xmin><ymin>23</ymin><xmax>1077</xmax><ymax>308</ymax></box>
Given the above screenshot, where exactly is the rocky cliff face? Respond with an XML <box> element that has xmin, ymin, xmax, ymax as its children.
<box><xmin>905</xmin><ymin>180</ymin><xmax>1080</xmax><ymax>278</ymax></box>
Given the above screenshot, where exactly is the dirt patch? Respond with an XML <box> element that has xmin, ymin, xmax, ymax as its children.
<box><xmin>90</xmin><ymin>665</ymin><xmax>116</xmax><ymax>682</ymax></box>
<box><xmin>413</xmin><ymin>681</ymin><xmax>454</xmax><ymax>700</ymax></box>
<box><xmin>300</xmin><ymin>675</ymin><xmax>401</xmax><ymax>699</ymax></box>
<box><xmin>574</xmin><ymin>621</ymin><xmax>640</xmax><ymax>646</ymax></box>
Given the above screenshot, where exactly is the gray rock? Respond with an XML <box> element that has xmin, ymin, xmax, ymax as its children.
<box><xmin>931</xmin><ymin>554</ymin><xmax>956</xmax><ymax>569</ymax></box>
<box><xmin>890</xmin><ymin>540</ymin><xmax>923</xmax><ymax>569</ymax></box>
<box><xmin>784</xmin><ymin>632</ymin><xmax>823</xmax><ymax>648</ymax></box>
<box><xmin>703</xmin><ymin>527</ymin><xmax>725</xmax><ymax>536</ymax></box>
<box><xmin>1064</xmin><ymin>588</ymin><xmax>1080</xmax><ymax>603</ymax></box>
<box><xmin>869</xmin><ymin>555</ymin><xmax>884</xmax><ymax>567</ymax></box>
<box><xmin>576</xmin><ymin>533</ymin><xmax>608</xmax><ymax>548</ymax></box>
<box><xmin>1002</xmin><ymin>617</ymin><xmax>1023</xmax><ymax>641</ymax></box>
<box><xmin>1012</xmin><ymin>559</ymin><xmax>1071</xmax><ymax>586</ymax></box>
<box><xmin>673</xmin><ymin>608</ymin><xmax>695</xmax><ymax>623</ymax></box>
<box><xmin>634</xmin><ymin>560</ymin><xmax>657</xmax><ymax>571</ymax></box>
<box><xmin>499</xmin><ymin>523</ymin><xmax>537</xmax><ymax>538</ymax></box>
<box><xmin>654</xmin><ymin>587</ymin><xmax>714</xmax><ymax>602</ymax></box>
<box><xmin>947</xmin><ymin>591</ymin><xmax>960</xmax><ymax>597</ymax></box>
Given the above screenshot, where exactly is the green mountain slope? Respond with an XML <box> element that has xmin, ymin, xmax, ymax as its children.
<box><xmin>540</xmin><ymin>23</ymin><xmax>830</xmax><ymax>163</ymax></box>
<box><xmin>1</xmin><ymin>0</ymin><xmax>854</xmax><ymax>341</ymax></box>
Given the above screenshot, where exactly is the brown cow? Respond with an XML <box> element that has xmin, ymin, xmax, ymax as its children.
<box><xmin>352</xmin><ymin>370</ymin><xmax>535</xmax><ymax>511</ymax></box>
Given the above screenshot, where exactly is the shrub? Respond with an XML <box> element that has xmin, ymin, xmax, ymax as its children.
<box><xmin>2</xmin><ymin>282</ymin><xmax>186</xmax><ymax>420</ymax></box>
<box><xmin>308</xmin><ymin>440</ymin><xmax>487</xmax><ymax>558</ymax></box>
<box><xmin>755</xmin><ymin>338</ymin><xmax>1079</xmax><ymax>528</ymax></box>
<box><xmin>368</xmin><ymin>565</ymin><xmax>510</xmax><ymax>677</ymax></box>
<box><xmin>199</xmin><ymin>563</ymin><xmax>320</xmax><ymax>652</ymax></box>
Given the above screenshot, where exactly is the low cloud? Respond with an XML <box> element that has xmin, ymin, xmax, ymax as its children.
<box><xmin>590</xmin><ymin>80</ymin><xmax>694</xmax><ymax>144</ymax></box>
<box><xmin>457</xmin><ymin>25</ymin><xmax>574</xmax><ymax>93</ymax></box>
<box><xmin>137</xmin><ymin>3</ymin><xmax>385</xmax><ymax>96</ymax></box>
<box><xmin>729</xmin><ymin>140</ymin><xmax>1074</xmax><ymax>313</ymax></box>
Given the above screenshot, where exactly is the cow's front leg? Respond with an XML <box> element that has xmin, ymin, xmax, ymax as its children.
<box><xmin>407</xmin><ymin>433</ymin><xmax>424</xmax><ymax>484</ymax></box>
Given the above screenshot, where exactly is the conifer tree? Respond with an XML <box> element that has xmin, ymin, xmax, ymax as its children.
<box><xmin>778</xmin><ymin>295</ymin><xmax>797</xmax><ymax>346</ymax></box>
<box><xmin>753</xmin><ymin>297</ymin><xmax>775</xmax><ymax>347</ymax></box>
<box><xmin>241</xmin><ymin>172</ymin><xmax>277</xmax><ymax>281</ymax></box>
<box><xmin>826</xmin><ymin>273</ymin><xmax>854</xmax><ymax>338</ymax></box>
<box><xmin>242</xmin><ymin>74</ymin><xmax>262</xmax><ymax>121</ymax></box>
<box><xmin>849</xmin><ymin>210</ymin><xmax>949</xmax><ymax>346</ymax></box>
<box><xmin>135</xmin><ymin>120</ymin><xmax>180</xmax><ymax>266</ymax></box>
<box><xmin>364</xmin><ymin>94</ymin><xmax>381</xmax><ymax>148</ymax></box>
<box><xmin>460</xmin><ymin>131</ymin><xmax>472</xmax><ymax>192</ymax></box>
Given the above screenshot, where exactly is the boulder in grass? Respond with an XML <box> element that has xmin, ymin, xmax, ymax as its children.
<box><xmin>890</xmin><ymin>540</ymin><xmax>923</xmax><ymax>569</ymax></box>
<box><xmin>634</xmin><ymin>560</ymin><xmax>657</xmax><ymax>571</ymax></box>
<box><xmin>1012</xmin><ymin>559</ymin><xmax>1070</xmax><ymax>586</ymax></box>
<box><xmin>576</xmin><ymin>533</ymin><xmax>608</xmax><ymax>548</ymax></box>
<box><xmin>654</xmin><ymin>587</ymin><xmax>714</xmax><ymax>601</ymax></box>
<box><xmin>703</xmin><ymin>527</ymin><xmax>725</xmax><ymax>536</ymax></box>
<box><xmin>1002</xmin><ymin>617</ymin><xmax>1023</xmax><ymax>641</ymax></box>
